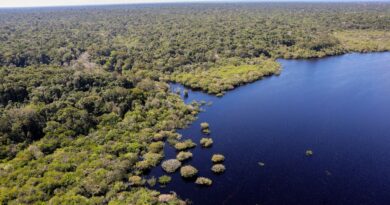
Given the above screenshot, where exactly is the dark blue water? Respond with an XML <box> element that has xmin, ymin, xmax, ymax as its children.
<box><xmin>149</xmin><ymin>53</ymin><xmax>390</xmax><ymax>205</ymax></box>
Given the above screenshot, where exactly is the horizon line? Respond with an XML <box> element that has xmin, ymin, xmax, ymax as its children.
<box><xmin>1</xmin><ymin>0</ymin><xmax>389</xmax><ymax>9</ymax></box>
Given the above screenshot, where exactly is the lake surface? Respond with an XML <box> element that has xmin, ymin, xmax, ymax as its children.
<box><xmin>149</xmin><ymin>52</ymin><xmax>390</xmax><ymax>205</ymax></box>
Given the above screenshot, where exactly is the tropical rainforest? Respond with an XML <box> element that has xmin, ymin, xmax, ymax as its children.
<box><xmin>0</xmin><ymin>2</ymin><xmax>389</xmax><ymax>204</ymax></box>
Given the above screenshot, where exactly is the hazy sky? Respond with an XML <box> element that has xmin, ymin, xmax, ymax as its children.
<box><xmin>0</xmin><ymin>0</ymin><xmax>388</xmax><ymax>8</ymax></box>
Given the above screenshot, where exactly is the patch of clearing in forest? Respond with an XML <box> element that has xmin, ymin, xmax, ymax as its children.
<box><xmin>334</xmin><ymin>30</ymin><xmax>390</xmax><ymax>52</ymax></box>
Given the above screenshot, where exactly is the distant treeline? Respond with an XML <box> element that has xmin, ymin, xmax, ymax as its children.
<box><xmin>0</xmin><ymin>3</ymin><xmax>389</xmax><ymax>70</ymax></box>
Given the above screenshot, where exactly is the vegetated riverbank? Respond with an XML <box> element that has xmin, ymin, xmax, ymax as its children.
<box><xmin>155</xmin><ymin>52</ymin><xmax>390</xmax><ymax>205</ymax></box>
<box><xmin>170</xmin><ymin>57</ymin><xmax>281</xmax><ymax>96</ymax></box>
<box><xmin>169</xmin><ymin>29</ymin><xmax>390</xmax><ymax>96</ymax></box>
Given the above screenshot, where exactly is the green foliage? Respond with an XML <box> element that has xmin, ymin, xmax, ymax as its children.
<box><xmin>334</xmin><ymin>30</ymin><xmax>390</xmax><ymax>52</ymax></box>
<box><xmin>200</xmin><ymin>138</ymin><xmax>213</xmax><ymax>148</ymax></box>
<box><xmin>180</xmin><ymin>165</ymin><xmax>198</xmax><ymax>178</ymax></box>
<box><xmin>176</xmin><ymin>151</ymin><xmax>193</xmax><ymax>161</ymax></box>
<box><xmin>0</xmin><ymin>65</ymin><xmax>196</xmax><ymax>203</ymax></box>
<box><xmin>161</xmin><ymin>159</ymin><xmax>182</xmax><ymax>173</ymax></box>
<box><xmin>148</xmin><ymin>141</ymin><xmax>164</xmax><ymax>153</ymax></box>
<box><xmin>195</xmin><ymin>177</ymin><xmax>213</xmax><ymax>186</ymax></box>
<box><xmin>211</xmin><ymin>164</ymin><xmax>226</xmax><ymax>174</ymax></box>
<box><xmin>174</xmin><ymin>139</ymin><xmax>196</xmax><ymax>151</ymax></box>
<box><xmin>129</xmin><ymin>175</ymin><xmax>145</xmax><ymax>186</ymax></box>
<box><xmin>211</xmin><ymin>154</ymin><xmax>225</xmax><ymax>163</ymax></box>
<box><xmin>200</xmin><ymin>122</ymin><xmax>209</xmax><ymax>130</ymax></box>
<box><xmin>171</xmin><ymin>58</ymin><xmax>281</xmax><ymax>94</ymax></box>
<box><xmin>158</xmin><ymin>175</ymin><xmax>172</xmax><ymax>185</ymax></box>
<box><xmin>0</xmin><ymin>2</ymin><xmax>389</xmax><ymax>204</ymax></box>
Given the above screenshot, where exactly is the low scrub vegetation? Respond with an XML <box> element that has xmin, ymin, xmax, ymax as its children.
<box><xmin>158</xmin><ymin>175</ymin><xmax>172</xmax><ymax>185</ymax></box>
<box><xmin>180</xmin><ymin>165</ymin><xmax>198</xmax><ymax>178</ymax></box>
<box><xmin>161</xmin><ymin>159</ymin><xmax>182</xmax><ymax>173</ymax></box>
<box><xmin>195</xmin><ymin>177</ymin><xmax>213</xmax><ymax>186</ymax></box>
<box><xmin>200</xmin><ymin>122</ymin><xmax>209</xmax><ymax>130</ymax></box>
<box><xmin>334</xmin><ymin>30</ymin><xmax>390</xmax><ymax>52</ymax></box>
<box><xmin>211</xmin><ymin>154</ymin><xmax>225</xmax><ymax>163</ymax></box>
<box><xmin>211</xmin><ymin>164</ymin><xmax>226</xmax><ymax>173</ymax></box>
<box><xmin>200</xmin><ymin>137</ymin><xmax>213</xmax><ymax>147</ymax></box>
<box><xmin>174</xmin><ymin>139</ymin><xmax>196</xmax><ymax>151</ymax></box>
<box><xmin>176</xmin><ymin>151</ymin><xmax>193</xmax><ymax>161</ymax></box>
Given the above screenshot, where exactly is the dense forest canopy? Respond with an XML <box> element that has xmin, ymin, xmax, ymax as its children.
<box><xmin>0</xmin><ymin>2</ymin><xmax>389</xmax><ymax>204</ymax></box>
<box><xmin>0</xmin><ymin>3</ymin><xmax>389</xmax><ymax>69</ymax></box>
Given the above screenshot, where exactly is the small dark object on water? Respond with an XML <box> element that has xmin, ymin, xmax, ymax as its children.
<box><xmin>305</xmin><ymin>149</ymin><xmax>313</xmax><ymax>157</ymax></box>
<box><xmin>258</xmin><ymin>162</ymin><xmax>265</xmax><ymax>167</ymax></box>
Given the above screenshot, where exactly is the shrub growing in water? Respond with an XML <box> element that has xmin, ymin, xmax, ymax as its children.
<box><xmin>211</xmin><ymin>164</ymin><xmax>226</xmax><ymax>173</ymax></box>
<box><xmin>147</xmin><ymin>177</ymin><xmax>157</xmax><ymax>187</ymax></box>
<box><xmin>211</xmin><ymin>154</ymin><xmax>225</xmax><ymax>163</ymax></box>
<box><xmin>195</xmin><ymin>177</ymin><xmax>213</xmax><ymax>186</ymax></box>
<box><xmin>180</xmin><ymin>165</ymin><xmax>198</xmax><ymax>178</ymax></box>
<box><xmin>200</xmin><ymin>138</ymin><xmax>213</xmax><ymax>148</ymax></box>
<box><xmin>200</xmin><ymin>122</ymin><xmax>211</xmax><ymax>134</ymax></box>
<box><xmin>200</xmin><ymin>122</ymin><xmax>209</xmax><ymax>130</ymax></box>
<box><xmin>158</xmin><ymin>175</ymin><xmax>172</xmax><ymax>185</ymax></box>
<box><xmin>174</xmin><ymin>139</ymin><xmax>196</xmax><ymax>151</ymax></box>
<box><xmin>203</xmin><ymin>129</ymin><xmax>211</xmax><ymax>134</ymax></box>
<box><xmin>306</xmin><ymin>149</ymin><xmax>313</xmax><ymax>157</ymax></box>
<box><xmin>176</xmin><ymin>151</ymin><xmax>193</xmax><ymax>161</ymax></box>
<box><xmin>161</xmin><ymin>159</ymin><xmax>182</xmax><ymax>173</ymax></box>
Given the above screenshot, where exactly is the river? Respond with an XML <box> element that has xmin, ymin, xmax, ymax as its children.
<box><xmin>149</xmin><ymin>52</ymin><xmax>390</xmax><ymax>205</ymax></box>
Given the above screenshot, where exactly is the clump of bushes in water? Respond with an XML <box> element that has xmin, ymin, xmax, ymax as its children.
<box><xmin>161</xmin><ymin>159</ymin><xmax>182</xmax><ymax>173</ymax></box>
<box><xmin>129</xmin><ymin>175</ymin><xmax>144</xmax><ymax>186</ymax></box>
<box><xmin>202</xmin><ymin>129</ymin><xmax>210</xmax><ymax>134</ymax></box>
<box><xmin>200</xmin><ymin>122</ymin><xmax>210</xmax><ymax>134</ymax></box>
<box><xmin>174</xmin><ymin>139</ymin><xmax>196</xmax><ymax>151</ymax></box>
<box><xmin>306</xmin><ymin>150</ymin><xmax>313</xmax><ymax>157</ymax></box>
<box><xmin>158</xmin><ymin>192</ymin><xmax>182</xmax><ymax>203</ymax></box>
<box><xmin>195</xmin><ymin>177</ymin><xmax>213</xmax><ymax>186</ymax></box>
<box><xmin>184</xmin><ymin>89</ymin><xmax>189</xmax><ymax>98</ymax></box>
<box><xmin>158</xmin><ymin>175</ymin><xmax>172</xmax><ymax>185</ymax></box>
<box><xmin>200</xmin><ymin>137</ymin><xmax>213</xmax><ymax>147</ymax></box>
<box><xmin>180</xmin><ymin>165</ymin><xmax>198</xmax><ymax>178</ymax></box>
<box><xmin>200</xmin><ymin>122</ymin><xmax>209</xmax><ymax>130</ymax></box>
<box><xmin>147</xmin><ymin>177</ymin><xmax>157</xmax><ymax>187</ymax></box>
<box><xmin>176</xmin><ymin>151</ymin><xmax>193</xmax><ymax>161</ymax></box>
<box><xmin>211</xmin><ymin>154</ymin><xmax>225</xmax><ymax>163</ymax></box>
<box><xmin>211</xmin><ymin>164</ymin><xmax>226</xmax><ymax>173</ymax></box>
